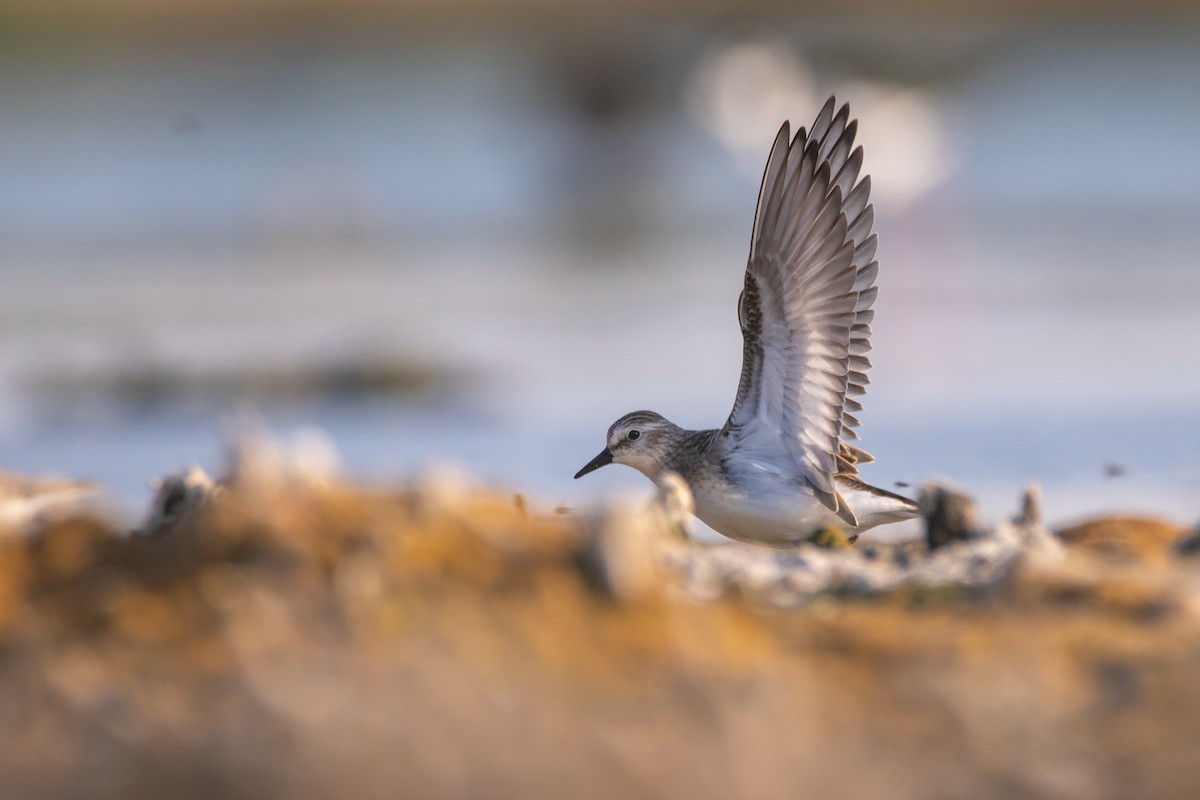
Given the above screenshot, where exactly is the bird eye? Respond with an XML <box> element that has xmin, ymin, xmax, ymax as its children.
<box><xmin>628</xmin><ymin>430</ymin><xmax>641</xmax><ymax>441</ymax></box>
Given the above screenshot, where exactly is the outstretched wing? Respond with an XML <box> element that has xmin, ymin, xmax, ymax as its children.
<box><xmin>722</xmin><ymin>97</ymin><xmax>879</xmax><ymax>524</ymax></box>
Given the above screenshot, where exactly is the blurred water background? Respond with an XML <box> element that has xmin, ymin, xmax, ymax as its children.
<box><xmin>0</xmin><ymin>4</ymin><xmax>1198</xmax><ymax>534</ymax></box>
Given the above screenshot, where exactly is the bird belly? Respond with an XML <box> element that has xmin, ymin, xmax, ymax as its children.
<box><xmin>688</xmin><ymin>476</ymin><xmax>918</xmax><ymax>546</ymax></box>
<box><xmin>689</xmin><ymin>480</ymin><xmax>839</xmax><ymax>546</ymax></box>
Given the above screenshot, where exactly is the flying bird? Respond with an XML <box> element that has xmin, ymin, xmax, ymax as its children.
<box><xmin>574</xmin><ymin>97</ymin><xmax>918</xmax><ymax>545</ymax></box>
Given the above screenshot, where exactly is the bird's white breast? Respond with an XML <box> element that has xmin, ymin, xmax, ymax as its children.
<box><xmin>688</xmin><ymin>476</ymin><xmax>836</xmax><ymax>546</ymax></box>
<box><xmin>687</xmin><ymin>471</ymin><xmax>917</xmax><ymax>546</ymax></box>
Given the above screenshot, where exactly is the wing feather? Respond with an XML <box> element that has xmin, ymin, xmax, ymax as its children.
<box><xmin>723</xmin><ymin>98</ymin><xmax>883</xmax><ymax>520</ymax></box>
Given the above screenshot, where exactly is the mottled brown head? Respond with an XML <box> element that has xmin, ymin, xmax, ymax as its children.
<box><xmin>574</xmin><ymin>411</ymin><xmax>682</xmax><ymax>481</ymax></box>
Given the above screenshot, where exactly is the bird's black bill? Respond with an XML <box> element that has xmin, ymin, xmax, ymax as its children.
<box><xmin>574</xmin><ymin>448</ymin><xmax>613</xmax><ymax>479</ymax></box>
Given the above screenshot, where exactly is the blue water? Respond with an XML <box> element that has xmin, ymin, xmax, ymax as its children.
<box><xmin>1</xmin><ymin>28</ymin><xmax>1198</xmax><ymax>530</ymax></box>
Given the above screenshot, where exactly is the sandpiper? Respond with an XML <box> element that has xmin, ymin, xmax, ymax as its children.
<box><xmin>574</xmin><ymin>97</ymin><xmax>919</xmax><ymax>546</ymax></box>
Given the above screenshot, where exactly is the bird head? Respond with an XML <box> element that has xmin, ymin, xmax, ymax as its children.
<box><xmin>574</xmin><ymin>410</ymin><xmax>680</xmax><ymax>481</ymax></box>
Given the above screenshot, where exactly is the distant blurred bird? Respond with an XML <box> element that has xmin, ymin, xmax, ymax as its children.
<box><xmin>575</xmin><ymin>97</ymin><xmax>918</xmax><ymax>546</ymax></box>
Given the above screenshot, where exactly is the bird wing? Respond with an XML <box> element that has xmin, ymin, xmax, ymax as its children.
<box><xmin>721</xmin><ymin>97</ymin><xmax>879</xmax><ymax>525</ymax></box>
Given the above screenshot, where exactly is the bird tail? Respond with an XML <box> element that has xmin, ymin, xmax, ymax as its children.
<box><xmin>812</xmin><ymin>484</ymin><xmax>859</xmax><ymax>528</ymax></box>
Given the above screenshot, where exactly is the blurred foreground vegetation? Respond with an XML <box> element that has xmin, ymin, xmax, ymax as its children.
<box><xmin>1</xmin><ymin>458</ymin><xmax>1199</xmax><ymax>800</ymax></box>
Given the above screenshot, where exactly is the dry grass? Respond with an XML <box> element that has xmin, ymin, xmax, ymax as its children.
<box><xmin>1</xmin><ymin>476</ymin><xmax>1199</xmax><ymax>800</ymax></box>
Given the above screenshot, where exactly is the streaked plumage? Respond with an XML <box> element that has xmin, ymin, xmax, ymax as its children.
<box><xmin>575</xmin><ymin>98</ymin><xmax>918</xmax><ymax>545</ymax></box>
